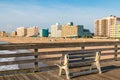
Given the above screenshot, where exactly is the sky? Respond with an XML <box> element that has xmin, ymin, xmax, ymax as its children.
<box><xmin>0</xmin><ymin>0</ymin><xmax>120</xmax><ymax>33</ymax></box>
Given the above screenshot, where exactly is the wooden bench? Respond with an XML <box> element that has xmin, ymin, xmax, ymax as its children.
<box><xmin>56</xmin><ymin>51</ymin><xmax>102</xmax><ymax>79</ymax></box>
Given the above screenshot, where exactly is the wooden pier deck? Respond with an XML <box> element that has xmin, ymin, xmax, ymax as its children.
<box><xmin>1</xmin><ymin>60</ymin><xmax>120</xmax><ymax>80</ymax></box>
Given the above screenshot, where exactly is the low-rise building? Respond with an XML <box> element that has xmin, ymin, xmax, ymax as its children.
<box><xmin>62</xmin><ymin>22</ymin><xmax>88</xmax><ymax>38</ymax></box>
<box><xmin>83</xmin><ymin>29</ymin><xmax>92</xmax><ymax>37</ymax></box>
<box><xmin>40</xmin><ymin>29</ymin><xmax>49</xmax><ymax>37</ymax></box>
<box><xmin>0</xmin><ymin>31</ymin><xmax>7</xmax><ymax>37</ymax></box>
<box><xmin>51</xmin><ymin>23</ymin><xmax>62</xmax><ymax>37</ymax></box>
<box><xmin>11</xmin><ymin>31</ymin><xmax>17</xmax><ymax>37</ymax></box>
<box><xmin>17</xmin><ymin>27</ymin><xmax>27</xmax><ymax>37</ymax></box>
<box><xmin>27</xmin><ymin>26</ymin><xmax>38</xmax><ymax>37</ymax></box>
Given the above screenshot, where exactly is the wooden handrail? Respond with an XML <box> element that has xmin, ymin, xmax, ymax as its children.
<box><xmin>0</xmin><ymin>41</ymin><xmax>119</xmax><ymax>73</ymax></box>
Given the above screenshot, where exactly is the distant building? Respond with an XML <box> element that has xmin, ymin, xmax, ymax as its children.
<box><xmin>94</xmin><ymin>15</ymin><xmax>120</xmax><ymax>38</ymax></box>
<box><xmin>62</xmin><ymin>24</ymin><xmax>82</xmax><ymax>37</ymax></box>
<box><xmin>27</xmin><ymin>26</ymin><xmax>38</xmax><ymax>37</ymax></box>
<box><xmin>40</xmin><ymin>29</ymin><xmax>49</xmax><ymax>37</ymax></box>
<box><xmin>111</xmin><ymin>24</ymin><xmax>120</xmax><ymax>38</ymax></box>
<box><xmin>11</xmin><ymin>31</ymin><xmax>17</xmax><ymax>37</ymax></box>
<box><xmin>17</xmin><ymin>27</ymin><xmax>27</xmax><ymax>37</ymax></box>
<box><xmin>61</xmin><ymin>22</ymin><xmax>91</xmax><ymax>38</ymax></box>
<box><xmin>51</xmin><ymin>23</ymin><xmax>62</xmax><ymax>37</ymax></box>
<box><xmin>83</xmin><ymin>29</ymin><xmax>92</xmax><ymax>37</ymax></box>
<box><xmin>95</xmin><ymin>19</ymin><xmax>108</xmax><ymax>37</ymax></box>
<box><xmin>0</xmin><ymin>31</ymin><xmax>7</xmax><ymax>37</ymax></box>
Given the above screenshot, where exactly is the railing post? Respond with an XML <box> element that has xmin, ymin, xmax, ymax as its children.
<box><xmin>81</xmin><ymin>46</ymin><xmax>85</xmax><ymax>60</ymax></box>
<box><xmin>81</xmin><ymin>46</ymin><xmax>85</xmax><ymax>50</ymax></box>
<box><xmin>34</xmin><ymin>49</ymin><xmax>39</xmax><ymax>72</ymax></box>
<box><xmin>114</xmin><ymin>44</ymin><xmax>118</xmax><ymax>61</ymax></box>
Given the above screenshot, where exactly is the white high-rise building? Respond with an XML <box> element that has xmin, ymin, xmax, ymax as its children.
<box><xmin>94</xmin><ymin>15</ymin><xmax>120</xmax><ymax>38</ymax></box>
<box><xmin>51</xmin><ymin>23</ymin><xmax>62</xmax><ymax>37</ymax></box>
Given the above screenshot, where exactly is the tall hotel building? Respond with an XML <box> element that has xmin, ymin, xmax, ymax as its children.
<box><xmin>94</xmin><ymin>16</ymin><xmax>120</xmax><ymax>38</ymax></box>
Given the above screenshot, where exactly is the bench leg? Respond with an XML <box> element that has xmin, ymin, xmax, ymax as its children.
<box><xmin>59</xmin><ymin>67</ymin><xmax>62</xmax><ymax>76</ymax></box>
<box><xmin>65</xmin><ymin>67</ymin><xmax>70</xmax><ymax>79</ymax></box>
<box><xmin>90</xmin><ymin>63</ymin><xmax>94</xmax><ymax>71</ymax></box>
<box><xmin>96</xmin><ymin>62</ymin><xmax>102</xmax><ymax>74</ymax></box>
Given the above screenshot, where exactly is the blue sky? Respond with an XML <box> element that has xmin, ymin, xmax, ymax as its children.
<box><xmin>0</xmin><ymin>0</ymin><xmax>120</xmax><ymax>32</ymax></box>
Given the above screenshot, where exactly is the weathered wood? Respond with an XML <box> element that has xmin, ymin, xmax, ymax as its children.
<box><xmin>0</xmin><ymin>41</ymin><xmax>119</xmax><ymax>50</ymax></box>
<box><xmin>71</xmin><ymin>69</ymin><xmax>98</xmax><ymax>78</ymax></box>
<box><xmin>0</xmin><ymin>41</ymin><xmax>119</xmax><ymax>75</ymax></box>
<box><xmin>114</xmin><ymin>44</ymin><xmax>118</xmax><ymax>61</ymax></box>
<box><xmin>0</xmin><ymin>52</ymin><xmax>34</xmax><ymax>58</ymax></box>
<box><xmin>1</xmin><ymin>60</ymin><xmax>120</xmax><ymax>80</ymax></box>
<box><xmin>0</xmin><ymin>59</ymin><xmax>37</xmax><ymax>66</ymax></box>
<box><xmin>0</xmin><ymin>50</ymin><xmax>115</xmax><ymax>59</ymax></box>
<box><xmin>34</xmin><ymin>49</ymin><xmax>39</xmax><ymax>72</ymax></box>
<box><xmin>69</xmin><ymin>54</ymin><xmax>96</xmax><ymax>59</ymax></box>
<box><xmin>0</xmin><ymin>65</ymin><xmax>57</xmax><ymax>76</ymax></box>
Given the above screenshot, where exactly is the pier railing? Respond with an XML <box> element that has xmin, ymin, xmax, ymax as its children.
<box><xmin>0</xmin><ymin>41</ymin><xmax>120</xmax><ymax>75</ymax></box>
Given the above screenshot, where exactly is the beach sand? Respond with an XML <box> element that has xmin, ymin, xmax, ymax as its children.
<box><xmin>0</xmin><ymin>37</ymin><xmax>117</xmax><ymax>43</ymax></box>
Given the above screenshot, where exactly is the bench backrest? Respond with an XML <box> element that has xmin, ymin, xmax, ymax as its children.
<box><xmin>63</xmin><ymin>51</ymin><xmax>101</xmax><ymax>67</ymax></box>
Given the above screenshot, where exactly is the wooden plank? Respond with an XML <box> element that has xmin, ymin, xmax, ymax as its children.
<box><xmin>41</xmin><ymin>71</ymin><xmax>65</xmax><ymax>80</ymax></box>
<box><xmin>100</xmin><ymin>74</ymin><xmax>119</xmax><ymax>80</ymax></box>
<box><xmin>38</xmin><ymin>48</ymin><xmax>114</xmax><ymax>55</ymax></box>
<box><xmin>87</xmin><ymin>74</ymin><xmax>110</xmax><ymax>80</ymax></box>
<box><xmin>46</xmin><ymin>71</ymin><xmax>65</xmax><ymax>80</ymax></box>
<box><xmin>69</xmin><ymin>58</ymin><xmax>94</xmax><ymax>63</ymax></box>
<box><xmin>68</xmin><ymin>51</ymin><xmax>96</xmax><ymax>55</ymax></box>
<box><xmin>101</xmin><ymin>52</ymin><xmax>114</xmax><ymax>56</ymax></box>
<box><xmin>35</xmin><ymin>73</ymin><xmax>50</xmax><ymax>80</ymax></box>
<box><xmin>100</xmin><ymin>68</ymin><xmax>120</xmax><ymax>80</ymax></box>
<box><xmin>69</xmin><ymin>61</ymin><xmax>94</xmax><ymax>67</ymax></box>
<box><xmin>3</xmin><ymin>76</ymin><xmax>12</xmax><ymax>80</ymax></box>
<box><xmin>71</xmin><ymin>70</ymin><xmax>98</xmax><ymax>78</ymax></box>
<box><xmin>0</xmin><ymin>53</ymin><xmax>35</xmax><ymax>58</ymax></box>
<box><xmin>0</xmin><ymin>59</ymin><xmax>37</xmax><ymax>66</ymax></box>
<box><xmin>0</xmin><ymin>68</ymin><xmax>34</xmax><ymax>75</ymax></box>
<box><xmin>0</xmin><ymin>66</ymin><xmax>57</xmax><ymax>74</ymax></box>
<box><xmin>69</xmin><ymin>54</ymin><xmax>95</xmax><ymax>59</ymax></box>
<box><xmin>20</xmin><ymin>74</ymin><xmax>31</xmax><ymax>80</ymax></box>
<box><xmin>15</xmin><ymin>75</ymin><xmax>26</xmax><ymax>80</ymax></box>
<box><xmin>25</xmin><ymin>73</ymin><xmax>40</xmax><ymax>80</ymax></box>
<box><xmin>0</xmin><ymin>51</ymin><xmax>114</xmax><ymax>59</ymax></box>
<box><xmin>37</xmin><ymin>73</ymin><xmax>51</xmax><ymax>80</ymax></box>
<box><xmin>33</xmin><ymin>73</ymin><xmax>46</xmax><ymax>80</ymax></box>
<box><xmin>8</xmin><ymin>75</ymin><xmax>20</xmax><ymax>80</ymax></box>
<box><xmin>0</xmin><ymin>41</ymin><xmax>119</xmax><ymax>50</ymax></box>
<box><xmin>0</xmin><ymin>76</ymin><xmax>4</xmax><ymax>80</ymax></box>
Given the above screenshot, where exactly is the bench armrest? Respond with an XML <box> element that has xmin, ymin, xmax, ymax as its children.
<box><xmin>59</xmin><ymin>56</ymin><xmax>64</xmax><ymax>64</ymax></box>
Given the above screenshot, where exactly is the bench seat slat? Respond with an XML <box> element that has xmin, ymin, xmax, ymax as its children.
<box><xmin>69</xmin><ymin>58</ymin><xmax>95</xmax><ymax>63</ymax></box>
<box><xmin>69</xmin><ymin>54</ymin><xmax>95</xmax><ymax>59</ymax></box>
<box><xmin>68</xmin><ymin>51</ymin><xmax>96</xmax><ymax>55</ymax></box>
